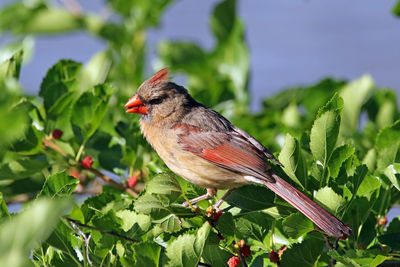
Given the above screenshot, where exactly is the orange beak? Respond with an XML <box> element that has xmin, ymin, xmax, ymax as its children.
<box><xmin>124</xmin><ymin>94</ymin><xmax>148</xmax><ymax>114</ymax></box>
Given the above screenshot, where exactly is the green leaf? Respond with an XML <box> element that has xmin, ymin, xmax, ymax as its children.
<box><xmin>387</xmin><ymin>217</ymin><xmax>400</xmax><ymax>233</ymax></box>
<box><xmin>0</xmin><ymin>157</ymin><xmax>48</xmax><ymax>180</ymax></box>
<box><xmin>226</xmin><ymin>185</ymin><xmax>275</xmax><ymax>211</ymax></box>
<box><xmin>146</xmin><ymin>173</ymin><xmax>183</xmax><ymax>202</ymax></box>
<box><xmin>0</xmin><ymin>49</ymin><xmax>23</xmax><ymax>80</ymax></box>
<box><xmin>166</xmin><ymin>222</ymin><xmax>210</xmax><ymax>267</ymax></box>
<box><xmin>339</xmin><ymin>75</ymin><xmax>374</xmax><ymax>136</ymax></box>
<box><xmin>210</xmin><ymin>0</ymin><xmax>236</xmax><ymax>43</ymax></box>
<box><xmin>158</xmin><ymin>42</ymin><xmax>207</xmax><ymax>74</ymax></box>
<box><xmin>71</xmin><ymin>84</ymin><xmax>114</xmax><ymax>139</ymax></box>
<box><xmin>235</xmin><ymin>212</ymin><xmax>271</xmax><ymax>243</ymax></box>
<box><xmin>202</xmin><ymin>232</ymin><xmax>232</xmax><ymax>267</ymax></box>
<box><xmin>280</xmin><ymin>235</ymin><xmax>324</xmax><ymax>267</ymax></box>
<box><xmin>154</xmin><ymin>214</ymin><xmax>182</xmax><ymax>233</ymax></box>
<box><xmin>282</xmin><ymin>213</ymin><xmax>314</xmax><ymax>239</ymax></box>
<box><xmin>134</xmin><ymin>193</ymin><xmax>172</xmax><ymax>220</ymax></box>
<box><xmin>0</xmin><ymin>192</ymin><xmax>10</xmax><ymax>219</ymax></box>
<box><xmin>131</xmin><ymin>242</ymin><xmax>162</xmax><ymax>267</ymax></box>
<box><xmin>328</xmin><ymin>144</ymin><xmax>355</xmax><ymax>179</ymax></box>
<box><xmin>328</xmin><ymin>249</ymin><xmax>388</xmax><ymax>267</ymax></box>
<box><xmin>0</xmin><ymin>198</ymin><xmax>70</xmax><ymax>267</ymax></box>
<box><xmin>393</xmin><ymin>0</ymin><xmax>400</xmax><ymax>17</ymax></box>
<box><xmin>116</xmin><ymin>210</ymin><xmax>151</xmax><ymax>234</ymax></box>
<box><xmin>383</xmin><ymin>163</ymin><xmax>400</xmax><ymax>191</ymax></box>
<box><xmin>217</xmin><ymin>212</ymin><xmax>235</xmax><ymax>238</ymax></box>
<box><xmin>37</xmin><ymin>170</ymin><xmax>79</xmax><ymax>198</ymax></box>
<box><xmin>279</xmin><ymin>133</ymin><xmax>307</xmax><ymax>188</ymax></box>
<box><xmin>314</xmin><ymin>186</ymin><xmax>345</xmax><ymax>214</ymax></box>
<box><xmin>39</xmin><ymin>59</ymin><xmax>82</xmax><ymax>111</ymax></box>
<box><xmin>356</xmin><ymin>174</ymin><xmax>381</xmax><ymax>198</ymax></box>
<box><xmin>376</xmin><ymin>120</ymin><xmax>400</xmax><ymax>170</ymax></box>
<box><xmin>310</xmin><ymin>94</ymin><xmax>343</xmax><ymax>168</ymax></box>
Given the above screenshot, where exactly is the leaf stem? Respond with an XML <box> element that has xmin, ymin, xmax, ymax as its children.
<box><xmin>75</xmin><ymin>141</ymin><xmax>86</xmax><ymax>162</ymax></box>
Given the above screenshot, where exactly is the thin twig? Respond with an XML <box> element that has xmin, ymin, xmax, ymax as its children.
<box><xmin>65</xmin><ymin>217</ymin><xmax>139</xmax><ymax>243</ymax></box>
<box><xmin>42</xmin><ymin>137</ymin><xmax>138</xmax><ymax>198</ymax></box>
<box><xmin>69</xmin><ymin>219</ymin><xmax>93</xmax><ymax>266</ymax></box>
<box><xmin>88</xmin><ymin>168</ymin><xmax>138</xmax><ymax>197</ymax></box>
<box><xmin>42</xmin><ymin>137</ymin><xmax>67</xmax><ymax>157</ymax></box>
<box><xmin>238</xmin><ymin>250</ymin><xmax>248</xmax><ymax>267</ymax></box>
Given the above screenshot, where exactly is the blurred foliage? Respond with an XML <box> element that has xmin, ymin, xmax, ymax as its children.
<box><xmin>0</xmin><ymin>0</ymin><xmax>400</xmax><ymax>266</ymax></box>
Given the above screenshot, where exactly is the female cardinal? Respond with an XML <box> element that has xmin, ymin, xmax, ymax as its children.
<box><xmin>124</xmin><ymin>67</ymin><xmax>352</xmax><ymax>238</ymax></box>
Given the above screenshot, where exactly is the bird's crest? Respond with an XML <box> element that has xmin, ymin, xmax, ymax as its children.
<box><xmin>149</xmin><ymin>67</ymin><xmax>169</xmax><ymax>86</ymax></box>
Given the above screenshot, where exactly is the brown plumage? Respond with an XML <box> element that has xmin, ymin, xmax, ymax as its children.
<box><xmin>125</xmin><ymin>67</ymin><xmax>352</xmax><ymax>238</ymax></box>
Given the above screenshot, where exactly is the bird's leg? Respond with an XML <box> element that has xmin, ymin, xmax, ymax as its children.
<box><xmin>182</xmin><ymin>188</ymin><xmax>217</xmax><ymax>207</ymax></box>
<box><xmin>214</xmin><ymin>188</ymin><xmax>235</xmax><ymax>210</ymax></box>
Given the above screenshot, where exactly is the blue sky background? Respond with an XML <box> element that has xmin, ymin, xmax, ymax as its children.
<box><xmin>1</xmin><ymin>0</ymin><xmax>399</xmax><ymax>110</ymax></box>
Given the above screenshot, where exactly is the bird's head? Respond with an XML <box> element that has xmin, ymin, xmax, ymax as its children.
<box><xmin>124</xmin><ymin>67</ymin><xmax>196</xmax><ymax>125</ymax></box>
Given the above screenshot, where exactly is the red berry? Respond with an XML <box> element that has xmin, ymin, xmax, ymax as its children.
<box><xmin>269</xmin><ymin>251</ymin><xmax>279</xmax><ymax>263</ymax></box>
<box><xmin>378</xmin><ymin>217</ymin><xmax>388</xmax><ymax>226</ymax></box>
<box><xmin>81</xmin><ymin>156</ymin><xmax>93</xmax><ymax>169</ymax></box>
<box><xmin>240</xmin><ymin>245</ymin><xmax>251</xmax><ymax>258</ymax></box>
<box><xmin>227</xmin><ymin>256</ymin><xmax>240</xmax><ymax>267</ymax></box>
<box><xmin>128</xmin><ymin>176</ymin><xmax>138</xmax><ymax>188</ymax></box>
<box><xmin>52</xmin><ymin>129</ymin><xmax>63</xmax><ymax>139</ymax></box>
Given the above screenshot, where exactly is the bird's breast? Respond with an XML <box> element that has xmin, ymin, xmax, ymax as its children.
<box><xmin>139</xmin><ymin>120</ymin><xmax>250</xmax><ymax>189</ymax></box>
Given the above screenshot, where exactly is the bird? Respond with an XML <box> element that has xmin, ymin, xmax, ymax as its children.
<box><xmin>124</xmin><ymin>67</ymin><xmax>352</xmax><ymax>238</ymax></box>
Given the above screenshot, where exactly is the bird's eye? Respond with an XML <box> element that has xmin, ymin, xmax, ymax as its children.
<box><xmin>148</xmin><ymin>97</ymin><xmax>163</xmax><ymax>105</ymax></box>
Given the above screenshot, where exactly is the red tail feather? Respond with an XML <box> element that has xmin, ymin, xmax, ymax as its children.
<box><xmin>264</xmin><ymin>173</ymin><xmax>352</xmax><ymax>238</ymax></box>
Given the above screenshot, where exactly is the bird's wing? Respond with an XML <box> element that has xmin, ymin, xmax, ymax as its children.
<box><xmin>174</xmin><ymin>123</ymin><xmax>275</xmax><ymax>182</ymax></box>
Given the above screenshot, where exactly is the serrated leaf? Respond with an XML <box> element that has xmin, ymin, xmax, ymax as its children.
<box><xmin>279</xmin><ymin>133</ymin><xmax>307</xmax><ymax>188</ymax></box>
<box><xmin>154</xmin><ymin>214</ymin><xmax>181</xmax><ymax>233</ymax></box>
<box><xmin>280</xmin><ymin>236</ymin><xmax>324</xmax><ymax>267</ymax></box>
<box><xmin>226</xmin><ymin>185</ymin><xmax>275</xmax><ymax>211</ymax></box>
<box><xmin>328</xmin><ymin>249</ymin><xmax>387</xmax><ymax>267</ymax></box>
<box><xmin>314</xmin><ymin>186</ymin><xmax>345</xmax><ymax>214</ymax></box>
<box><xmin>217</xmin><ymin>212</ymin><xmax>235</xmax><ymax>238</ymax></box>
<box><xmin>383</xmin><ymin>163</ymin><xmax>400</xmax><ymax>191</ymax></box>
<box><xmin>328</xmin><ymin>144</ymin><xmax>355</xmax><ymax>179</ymax></box>
<box><xmin>310</xmin><ymin>94</ymin><xmax>343</xmax><ymax>170</ymax></box>
<box><xmin>166</xmin><ymin>222</ymin><xmax>210</xmax><ymax>267</ymax></box>
<box><xmin>235</xmin><ymin>212</ymin><xmax>271</xmax><ymax>243</ymax></box>
<box><xmin>37</xmin><ymin>170</ymin><xmax>79</xmax><ymax>198</ymax></box>
<box><xmin>39</xmin><ymin>59</ymin><xmax>82</xmax><ymax>111</ymax></box>
<box><xmin>116</xmin><ymin>210</ymin><xmax>151</xmax><ymax>233</ymax></box>
<box><xmin>135</xmin><ymin>193</ymin><xmax>171</xmax><ymax>220</ymax></box>
<box><xmin>282</xmin><ymin>213</ymin><xmax>314</xmax><ymax>239</ymax></box>
<box><xmin>202</xmin><ymin>232</ymin><xmax>232</xmax><ymax>267</ymax></box>
<box><xmin>339</xmin><ymin>75</ymin><xmax>374</xmax><ymax>136</ymax></box>
<box><xmin>376</xmin><ymin>120</ymin><xmax>400</xmax><ymax>170</ymax></box>
<box><xmin>146</xmin><ymin>173</ymin><xmax>182</xmax><ymax>202</ymax></box>
<box><xmin>131</xmin><ymin>242</ymin><xmax>162</xmax><ymax>267</ymax></box>
<box><xmin>71</xmin><ymin>84</ymin><xmax>113</xmax><ymax>139</ymax></box>
<box><xmin>356</xmin><ymin>174</ymin><xmax>381</xmax><ymax>198</ymax></box>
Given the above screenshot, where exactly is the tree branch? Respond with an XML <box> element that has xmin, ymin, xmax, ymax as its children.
<box><xmin>42</xmin><ymin>137</ymin><xmax>138</xmax><ymax>198</ymax></box>
<box><xmin>65</xmin><ymin>217</ymin><xmax>139</xmax><ymax>243</ymax></box>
